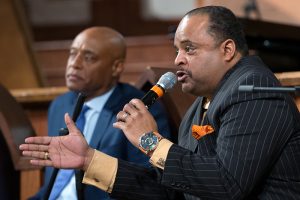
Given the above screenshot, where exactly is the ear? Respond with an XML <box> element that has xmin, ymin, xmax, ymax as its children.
<box><xmin>220</xmin><ymin>39</ymin><xmax>236</xmax><ymax>62</ymax></box>
<box><xmin>112</xmin><ymin>59</ymin><xmax>125</xmax><ymax>77</ymax></box>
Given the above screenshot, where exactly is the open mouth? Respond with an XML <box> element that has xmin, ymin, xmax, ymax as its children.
<box><xmin>176</xmin><ymin>70</ymin><xmax>189</xmax><ymax>82</ymax></box>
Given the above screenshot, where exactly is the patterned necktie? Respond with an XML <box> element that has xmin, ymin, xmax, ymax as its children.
<box><xmin>49</xmin><ymin>105</ymin><xmax>90</xmax><ymax>200</ymax></box>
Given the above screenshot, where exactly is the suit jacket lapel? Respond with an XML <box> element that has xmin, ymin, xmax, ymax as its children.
<box><xmin>89</xmin><ymin>108</ymin><xmax>113</xmax><ymax>148</ymax></box>
<box><xmin>89</xmin><ymin>85</ymin><xmax>123</xmax><ymax>149</ymax></box>
<box><xmin>178</xmin><ymin>97</ymin><xmax>205</xmax><ymax>152</ymax></box>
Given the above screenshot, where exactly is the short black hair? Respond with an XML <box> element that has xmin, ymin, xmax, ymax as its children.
<box><xmin>185</xmin><ymin>6</ymin><xmax>249</xmax><ymax>56</ymax></box>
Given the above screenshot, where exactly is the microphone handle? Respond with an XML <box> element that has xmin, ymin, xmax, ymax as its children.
<box><xmin>141</xmin><ymin>85</ymin><xmax>164</xmax><ymax>108</ymax></box>
<box><xmin>239</xmin><ymin>85</ymin><xmax>300</xmax><ymax>96</ymax></box>
<box><xmin>141</xmin><ymin>90</ymin><xmax>159</xmax><ymax>108</ymax></box>
<box><xmin>72</xmin><ymin>93</ymin><xmax>87</xmax><ymax>122</ymax></box>
<box><xmin>59</xmin><ymin>93</ymin><xmax>86</xmax><ymax>136</ymax></box>
<box><xmin>253</xmin><ymin>86</ymin><xmax>296</xmax><ymax>92</ymax></box>
<box><xmin>239</xmin><ymin>85</ymin><xmax>299</xmax><ymax>92</ymax></box>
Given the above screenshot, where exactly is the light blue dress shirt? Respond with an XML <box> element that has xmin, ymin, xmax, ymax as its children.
<box><xmin>57</xmin><ymin>87</ymin><xmax>115</xmax><ymax>200</ymax></box>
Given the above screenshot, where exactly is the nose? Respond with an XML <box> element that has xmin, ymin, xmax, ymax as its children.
<box><xmin>174</xmin><ymin>50</ymin><xmax>186</xmax><ymax>67</ymax></box>
<box><xmin>68</xmin><ymin>53</ymin><xmax>83</xmax><ymax>69</ymax></box>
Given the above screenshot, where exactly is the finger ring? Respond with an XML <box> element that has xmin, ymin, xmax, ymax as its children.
<box><xmin>44</xmin><ymin>152</ymin><xmax>49</xmax><ymax>160</ymax></box>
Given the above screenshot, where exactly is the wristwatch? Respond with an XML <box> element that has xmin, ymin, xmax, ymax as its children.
<box><xmin>139</xmin><ymin>131</ymin><xmax>162</xmax><ymax>156</ymax></box>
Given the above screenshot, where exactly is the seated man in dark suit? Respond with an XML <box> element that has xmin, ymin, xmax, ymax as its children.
<box><xmin>29</xmin><ymin>26</ymin><xmax>172</xmax><ymax>200</ymax></box>
<box><xmin>21</xmin><ymin>6</ymin><xmax>300</xmax><ymax>200</ymax></box>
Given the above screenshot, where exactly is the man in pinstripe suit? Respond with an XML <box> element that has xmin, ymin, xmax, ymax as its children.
<box><xmin>20</xmin><ymin>6</ymin><xmax>300</xmax><ymax>200</ymax></box>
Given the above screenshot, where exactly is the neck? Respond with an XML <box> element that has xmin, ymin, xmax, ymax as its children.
<box><xmin>83</xmin><ymin>84</ymin><xmax>116</xmax><ymax>101</ymax></box>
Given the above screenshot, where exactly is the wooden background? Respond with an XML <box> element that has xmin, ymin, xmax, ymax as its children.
<box><xmin>1</xmin><ymin>0</ymin><xmax>300</xmax><ymax>199</ymax></box>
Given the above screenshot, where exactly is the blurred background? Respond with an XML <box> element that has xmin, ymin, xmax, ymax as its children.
<box><xmin>2</xmin><ymin>0</ymin><xmax>300</xmax><ymax>89</ymax></box>
<box><xmin>1</xmin><ymin>1</ymin><xmax>300</xmax><ymax>199</ymax></box>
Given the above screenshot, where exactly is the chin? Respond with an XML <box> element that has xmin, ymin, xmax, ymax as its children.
<box><xmin>182</xmin><ymin>85</ymin><xmax>201</xmax><ymax>96</ymax></box>
<box><xmin>67</xmin><ymin>84</ymin><xmax>81</xmax><ymax>92</ymax></box>
<box><xmin>181</xmin><ymin>85</ymin><xmax>192</xmax><ymax>94</ymax></box>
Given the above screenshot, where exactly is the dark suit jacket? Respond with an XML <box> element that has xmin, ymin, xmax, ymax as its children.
<box><xmin>111</xmin><ymin>56</ymin><xmax>300</xmax><ymax>200</ymax></box>
<box><xmin>31</xmin><ymin>83</ymin><xmax>172</xmax><ymax>200</ymax></box>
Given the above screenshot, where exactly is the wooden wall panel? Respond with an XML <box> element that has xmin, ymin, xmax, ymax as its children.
<box><xmin>196</xmin><ymin>0</ymin><xmax>300</xmax><ymax>27</ymax></box>
<box><xmin>34</xmin><ymin>35</ymin><xmax>176</xmax><ymax>87</ymax></box>
<box><xmin>0</xmin><ymin>0</ymin><xmax>44</xmax><ymax>89</ymax></box>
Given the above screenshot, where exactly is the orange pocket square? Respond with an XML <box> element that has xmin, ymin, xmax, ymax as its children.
<box><xmin>192</xmin><ymin>125</ymin><xmax>214</xmax><ymax>140</ymax></box>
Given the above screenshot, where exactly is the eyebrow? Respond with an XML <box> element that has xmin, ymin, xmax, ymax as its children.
<box><xmin>69</xmin><ymin>47</ymin><xmax>95</xmax><ymax>55</ymax></box>
<box><xmin>175</xmin><ymin>40</ymin><xmax>197</xmax><ymax>48</ymax></box>
<box><xmin>181</xmin><ymin>39</ymin><xmax>193</xmax><ymax>44</ymax></box>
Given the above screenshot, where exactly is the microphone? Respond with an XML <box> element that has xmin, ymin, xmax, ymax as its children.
<box><xmin>239</xmin><ymin>85</ymin><xmax>300</xmax><ymax>95</ymax></box>
<box><xmin>71</xmin><ymin>93</ymin><xmax>87</xmax><ymax>121</ymax></box>
<box><xmin>141</xmin><ymin>72</ymin><xmax>177</xmax><ymax>108</ymax></box>
<box><xmin>59</xmin><ymin>93</ymin><xmax>87</xmax><ymax>135</ymax></box>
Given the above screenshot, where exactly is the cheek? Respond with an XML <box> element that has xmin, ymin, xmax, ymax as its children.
<box><xmin>192</xmin><ymin>54</ymin><xmax>218</xmax><ymax>74</ymax></box>
<box><xmin>188</xmin><ymin>59</ymin><xmax>214</xmax><ymax>88</ymax></box>
<box><xmin>88</xmin><ymin>67</ymin><xmax>109</xmax><ymax>84</ymax></box>
<box><xmin>188</xmin><ymin>58</ymin><xmax>206</xmax><ymax>78</ymax></box>
<box><xmin>65</xmin><ymin>64</ymin><xmax>71</xmax><ymax>74</ymax></box>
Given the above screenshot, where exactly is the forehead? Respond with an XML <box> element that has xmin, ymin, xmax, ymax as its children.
<box><xmin>71</xmin><ymin>33</ymin><xmax>106</xmax><ymax>54</ymax></box>
<box><xmin>174</xmin><ymin>15</ymin><xmax>211</xmax><ymax>45</ymax></box>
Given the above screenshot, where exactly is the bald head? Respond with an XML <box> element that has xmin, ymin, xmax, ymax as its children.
<box><xmin>66</xmin><ymin>27</ymin><xmax>127</xmax><ymax>99</ymax></box>
<box><xmin>76</xmin><ymin>26</ymin><xmax>126</xmax><ymax>61</ymax></box>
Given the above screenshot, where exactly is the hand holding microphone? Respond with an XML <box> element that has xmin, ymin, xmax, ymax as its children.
<box><xmin>113</xmin><ymin>72</ymin><xmax>177</xmax><ymax>147</ymax></box>
<box><xmin>117</xmin><ymin>71</ymin><xmax>177</xmax><ymax>122</ymax></box>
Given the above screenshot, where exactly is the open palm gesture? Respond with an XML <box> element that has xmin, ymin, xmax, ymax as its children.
<box><xmin>19</xmin><ymin>113</ymin><xmax>94</xmax><ymax>171</ymax></box>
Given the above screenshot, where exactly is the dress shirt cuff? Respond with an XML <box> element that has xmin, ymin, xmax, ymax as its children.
<box><xmin>83</xmin><ymin>149</ymin><xmax>118</xmax><ymax>193</ymax></box>
<box><xmin>149</xmin><ymin>138</ymin><xmax>173</xmax><ymax>169</ymax></box>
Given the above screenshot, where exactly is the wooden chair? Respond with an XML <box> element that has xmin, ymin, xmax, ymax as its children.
<box><xmin>0</xmin><ymin>84</ymin><xmax>40</xmax><ymax>200</ymax></box>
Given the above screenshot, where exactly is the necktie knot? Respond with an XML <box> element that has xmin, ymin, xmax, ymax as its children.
<box><xmin>81</xmin><ymin>104</ymin><xmax>90</xmax><ymax>113</ymax></box>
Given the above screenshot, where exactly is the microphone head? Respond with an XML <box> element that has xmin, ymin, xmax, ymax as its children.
<box><xmin>157</xmin><ymin>72</ymin><xmax>177</xmax><ymax>90</ymax></box>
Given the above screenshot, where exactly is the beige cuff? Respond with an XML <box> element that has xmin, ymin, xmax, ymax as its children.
<box><xmin>149</xmin><ymin>138</ymin><xmax>173</xmax><ymax>169</ymax></box>
<box><xmin>83</xmin><ymin>150</ymin><xmax>118</xmax><ymax>193</ymax></box>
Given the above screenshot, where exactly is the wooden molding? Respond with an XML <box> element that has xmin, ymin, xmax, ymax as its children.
<box><xmin>10</xmin><ymin>86</ymin><xmax>68</xmax><ymax>103</ymax></box>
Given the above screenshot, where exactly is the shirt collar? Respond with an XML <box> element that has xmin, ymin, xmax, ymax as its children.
<box><xmin>85</xmin><ymin>86</ymin><xmax>116</xmax><ymax>112</ymax></box>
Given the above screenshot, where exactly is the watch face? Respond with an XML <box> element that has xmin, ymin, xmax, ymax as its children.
<box><xmin>139</xmin><ymin>132</ymin><xmax>159</xmax><ymax>151</ymax></box>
